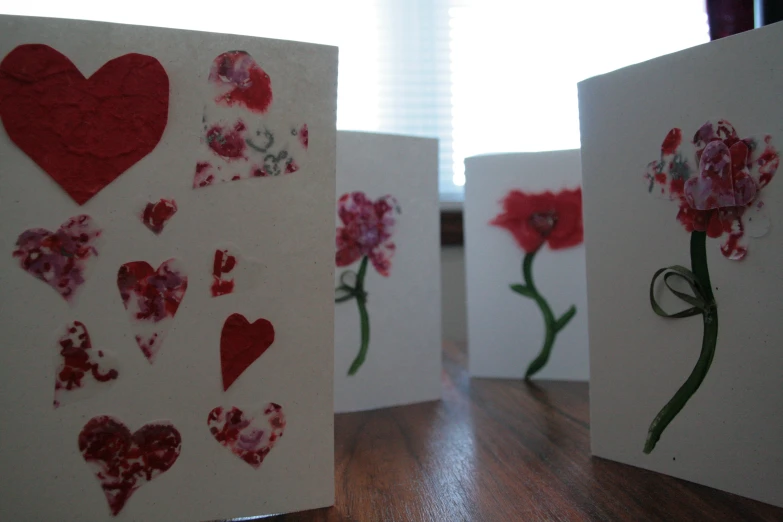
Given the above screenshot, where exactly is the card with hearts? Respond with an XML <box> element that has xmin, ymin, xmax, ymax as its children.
<box><xmin>0</xmin><ymin>15</ymin><xmax>337</xmax><ymax>522</ymax></box>
<box><xmin>333</xmin><ymin>132</ymin><xmax>441</xmax><ymax>413</ymax></box>
<box><xmin>578</xmin><ymin>22</ymin><xmax>783</xmax><ymax>507</ymax></box>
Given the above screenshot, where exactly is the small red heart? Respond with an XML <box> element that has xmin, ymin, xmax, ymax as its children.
<box><xmin>0</xmin><ymin>44</ymin><xmax>169</xmax><ymax>205</ymax></box>
<box><xmin>141</xmin><ymin>198</ymin><xmax>178</xmax><ymax>234</ymax></box>
<box><xmin>207</xmin><ymin>403</ymin><xmax>285</xmax><ymax>468</ymax></box>
<box><xmin>220</xmin><ymin>313</ymin><xmax>275</xmax><ymax>391</ymax></box>
<box><xmin>78</xmin><ymin>416</ymin><xmax>181</xmax><ymax>516</ymax></box>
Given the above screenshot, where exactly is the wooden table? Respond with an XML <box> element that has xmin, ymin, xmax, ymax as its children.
<box><xmin>273</xmin><ymin>343</ymin><xmax>783</xmax><ymax>521</ymax></box>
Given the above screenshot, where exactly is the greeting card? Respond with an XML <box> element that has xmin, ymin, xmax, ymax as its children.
<box><xmin>0</xmin><ymin>15</ymin><xmax>337</xmax><ymax>521</ymax></box>
<box><xmin>579</xmin><ymin>22</ymin><xmax>783</xmax><ymax>507</ymax></box>
<box><xmin>334</xmin><ymin>132</ymin><xmax>441</xmax><ymax>412</ymax></box>
<box><xmin>464</xmin><ymin>151</ymin><xmax>589</xmax><ymax>380</ymax></box>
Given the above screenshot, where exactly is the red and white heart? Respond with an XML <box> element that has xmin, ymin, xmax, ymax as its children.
<box><xmin>140</xmin><ymin>198</ymin><xmax>178</xmax><ymax>234</ymax></box>
<box><xmin>79</xmin><ymin>416</ymin><xmax>181</xmax><ymax>516</ymax></box>
<box><xmin>12</xmin><ymin>214</ymin><xmax>102</xmax><ymax>303</ymax></box>
<box><xmin>117</xmin><ymin>258</ymin><xmax>188</xmax><ymax>363</ymax></box>
<box><xmin>0</xmin><ymin>44</ymin><xmax>169</xmax><ymax>205</ymax></box>
<box><xmin>53</xmin><ymin>321</ymin><xmax>119</xmax><ymax>409</ymax></box>
<box><xmin>207</xmin><ymin>403</ymin><xmax>285</xmax><ymax>469</ymax></box>
<box><xmin>210</xmin><ymin>244</ymin><xmax>262</xmax><ymax>298</ymax></box>
<box><xmin>220</xmin><ymin>313</ymin><xmax>275</xmax><ymax>391</ymax></box>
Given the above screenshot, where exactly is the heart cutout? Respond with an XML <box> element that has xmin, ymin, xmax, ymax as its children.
<box><xmin>685</xmin><ymin>140</ymin><xmax>757</xmax><ymax>210</ymax></box>
<box><xmin>220</xmin><ymin>313</ymin><xmax>275</xmax><ymax>391</ymax></box>
<box><xmin>210</xmin><ymin>244</ymin><xmax>262</xmax><ymax>298</ymax></box>
<box><xmin>117</xmin><ymin>258</ymin><xmax>188</xmax><ymax>363</ymax></box>
<box><xmin>207</xmin><ymin>403</ymin><xmax>285</xmax><ymax>468</ymax></box>
<box><xmin>0</xmin><ymin>44</ymin><xmax>169</xmax><ymax>205</ymax></box>
<box><xmin>54</xmin><ymin>321</ymin><xmax>119</xmax><ymax>409</ymax></box>
<box><xmin>79</xmin><ymin>416</ymin><xmax>181</xmax><ymax>516</ymax></box>
<box><xmin>140</xmin><ymin>198</ymin><xmax>178</xmax><ymax>234</ymax></box>
<box><xmin>13</xmin><ymin>214</ymin><xmax>102</xmax><ymax>303</ymax></box>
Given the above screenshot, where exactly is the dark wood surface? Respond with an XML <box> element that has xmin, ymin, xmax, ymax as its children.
<box><xmin>272</xmin><ymin>343</ymin><xmax>782</xmax><ymax>521</ymax></box>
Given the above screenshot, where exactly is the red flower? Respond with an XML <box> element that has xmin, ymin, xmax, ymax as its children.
<box><xmin>490</xmin><ymin>188</ymin><xmax>584</xmax><ymax>253</ymax></box>
<box><xmin>644</xmin><ymin>120</ymin><xmax>779</xmax><ymax>260</ymax></box>
<box><xmin>335</xmin><ymin>192</ymin><xmax>399</xmax><ymax>276</ymax></box>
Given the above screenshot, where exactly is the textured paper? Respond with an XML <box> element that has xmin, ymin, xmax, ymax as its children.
<box><xmin>579</xmin><ymin>22</ymin><xmax>783</xmax><ymax>507</ymax></box>
<box><xmin>334</xmin><ymin>131</ymin><xmax>441</xmax><ymax>413</ymax></box>
<box><xmin>0</xmin><ymin>15</ymin><xmax>336</xmax><ymax>521</ymax></box>
<box><xmin>464</xmin><ymin>151</ymin><xmax>589</xmax><ymax>380</ymax></box>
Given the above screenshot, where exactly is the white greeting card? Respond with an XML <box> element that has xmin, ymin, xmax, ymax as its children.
<box><xmin>464</xmin><ymin>151</ymin><xmax>588</xmax><ymax>380</ymax></box>
<box><xmin>579</xmin><ymin>22</ymin><xmax>783</xmax><ymax>507</ymax></box>
<box><xmin>0</xmin><ymin>15</ymin><xmax>337</xmax><ymax>521</ymax></box>
<box><xmin>333</xmin><ymin>131</ymin><xmax>441</xmax><ymax>413</ymax></box>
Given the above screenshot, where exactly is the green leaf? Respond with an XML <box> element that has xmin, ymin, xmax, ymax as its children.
<box><xmin>554</xmin><ymin>306</ymin><xmax>577</xmax><ymax>332</ymax></box>
<box><xmin>510</xmin><ymin>284</ymin><xmax>535</xmax><ymax>298</ymax></box>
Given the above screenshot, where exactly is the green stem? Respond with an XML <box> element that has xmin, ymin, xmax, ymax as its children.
<box><xmin>644</xmin><ymin>231</ymin><xmax>718</xmax><ymax>453</ymax></box>
<box><xmin>519</xmin><ymin>249</ymin><xmax>577</xmax><ymax>379</ymax></box>
<box><xmin>342</xmin><ymin>256</ymin><xmax>370</xmax><ymax>376</ymax></box>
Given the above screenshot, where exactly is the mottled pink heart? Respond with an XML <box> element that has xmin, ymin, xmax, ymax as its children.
<box><xmin>117</xmin><ymin>258</ymin><xmax>187</xmax><ymax>363</ymax></box>
<box><xmin>79</xmin><ymin>416</ymin><xmax>181</xmax><ymax>516</ymax></box>
<box><xmin>207</xmin><ymin>403</ymin><xmax>285</xmax><ymax>468</ymax></box>
<box><xmin>12</xmin><ymin>215</ymin><xmax>102</xmax><ymax>303</ymax></box>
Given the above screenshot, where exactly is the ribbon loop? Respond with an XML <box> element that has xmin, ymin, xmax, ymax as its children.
<box><xmin>649</xmin><ymin>264</ymin><xmax>709</xmax><ymax>319</ymax></box>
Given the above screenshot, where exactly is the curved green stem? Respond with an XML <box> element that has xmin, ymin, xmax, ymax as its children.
<box><xmin>335</xmin><ymin>256</ymin><xmax>371</xmax><ymax>376</ymax></box>
<box><xmin>514</xmin><ymin>249</ymin><xmax>577</xmax><ymax>379</ymax></box>
<box><xmin>644</xmin><ymin>231</ymin><xmax>718</xmax><ymax>453</ymax></box>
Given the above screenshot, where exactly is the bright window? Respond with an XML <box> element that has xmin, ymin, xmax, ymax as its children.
<box><xmin>2</xmin><ymin>1</ymin><xmax>709</xmax><ymax>201</ymax></box>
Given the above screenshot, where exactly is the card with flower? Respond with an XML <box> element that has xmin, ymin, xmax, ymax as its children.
<box><xmin>464</xmin><ymin>150</ymin><xmax>589</xmax><ymax>381</ymax></box>
<box><xmin>333</xmin><ymin>132</ymin><xmax>441</xmax><ymax>413</ymax></box>
<box><xmin>0</xmin><ymin>14</ymin><xmax>336</xmax><ymax>521</ymax></box>
<box><xmin>579</xmin><ymin>21</ymin><xmax>783</xmax><ymax>508</ymax></box>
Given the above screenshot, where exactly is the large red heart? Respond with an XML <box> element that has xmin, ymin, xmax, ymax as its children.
<box><xmin>117</xmin><ymin>259</ymin><xmax>188</xmax><ymax>363</ymax></box>
<box><xmin>207</xmin><ymin>403</ymin><xmax>285</xmax><ymax>468</ymax></box>
<box><xmin>78</xmin><ymin>416</ymin><xmax>181</xmax><ymax>516</ymax></box>
<box><xmin>220</xmin><ymin>313</ymin><xmax>275</xmax><ymax>391</ymax></box>
<box><xmin>0</xmin><ymin>44</ymin><xmax>169</xmax><ymax>205</ymax></box>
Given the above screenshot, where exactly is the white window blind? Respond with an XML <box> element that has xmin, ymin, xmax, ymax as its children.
<box><xmin>3</xmin><ymin>1</ymin><xmax>709</xmax><ymax>202</ymax></box>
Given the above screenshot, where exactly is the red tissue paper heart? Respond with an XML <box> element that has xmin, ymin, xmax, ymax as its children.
<box><xmin>207</xmin><ymin>403</ymin><xmax>286</xmax><ymax>468</ymax></box>
<box><xmin>220</xmin><ymin>313</ymin><xmax>275</xmax><ymax>391</ymax></box>
<box><xmin>78</xmin><ymin>416</ymin><xmax>181</xmax><ymax>516</ymax></box>
<box><xmin>0</xmin><ymin>44</ymin><xmax>169</xmax><ymax>205</ymax></box>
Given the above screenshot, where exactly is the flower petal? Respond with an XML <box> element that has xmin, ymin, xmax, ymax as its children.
<box><xmin>546</xmin><ymin>188</ymin><xmax>583</xmax><ymax>250</ymax></box>
<box><xmin>336</xmin><ymin>243</ymin><xmax>362</xmax><ymax>267</ymax></box>
<box><xmin>751</xmin><ymin>135</ymin><xmax>779</xmax><ymax>189</ymax></box>
<box><xmin>337</xmin><ymin>192</ymin><xmax>374</xmax><ymax>226</ymax></box>
<box><xmin>744</xmin><ymin>200</ymin><xmax>771</xmax><ymax>239</ymax></box>
<box><xmin>369</xmin><ymin>241</ymin><xmax>395</xmax><ymax>277</ymax></box>
<box><xmin>719</xmin><ymin>212</ymin><xmax>747</xmax><ymax>261</ymax></box>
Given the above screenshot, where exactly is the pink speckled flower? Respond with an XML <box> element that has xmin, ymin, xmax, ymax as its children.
<box><xmin>335</xmin><ymin>192</ymin><xmax>399</xmax><ymax>277</ymax></box>
<box><xmin>335</xmin><ymin>191</ymin><xmax>401</xmax><ymax>376</ymax></box>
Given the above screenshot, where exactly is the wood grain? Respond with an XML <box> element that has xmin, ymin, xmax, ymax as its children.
<box><xmin>267</xmin><ymin>342</ymin><xmax>782</xmax><ymax>521</ymax></box>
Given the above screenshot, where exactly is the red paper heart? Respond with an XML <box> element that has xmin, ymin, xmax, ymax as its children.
<box><xmin>117</xmin><ymin>259</ymin><xmax>188</xmax><ymax>363</ymax></box>
<box><xmin>12</xmin><ymin>214</ymin><xmax>102</xmax><ymax>302</ymax></box>
<box><xmin>207</xmin><ymin>403</ymin><xmax>285</xmax><ymax>468</ymax></box>
<box><xmin>220</xmin><ymin>313</ymin><xmax>275</xmax><ymax>391</ymax></box>
<box><xmin>141</xmin><ymin>198</ymin><xmax>178</xmax><ymax>234</ymax></box>
<box><xmin>78</xmin><ymin>416</ymin><xmax>181</xmax><ymax>516</ymax></box>
<box><xmin>0</xmin><ymin>44</ymin><xmax>169</xmax><ymax>205</ymax></box>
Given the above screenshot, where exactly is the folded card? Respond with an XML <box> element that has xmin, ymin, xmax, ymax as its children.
<box><xmin>334</xmin><ymin>131</ymin><xmax>441</xmax><ymax>412</ymax></box>
<box><xmin>0</xmin><ymin>15</ymin><xmax>337</xmax><ymax>521</ymax></box>
<box><xmin>464</xmin><ymin>150</ymin><xmax>588</xmax><ymax>381</ymax></box>
<box><xmin>579</xmin><ymin>22</ymin><xmax>783</xmax><ymax>507</ymax></box>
